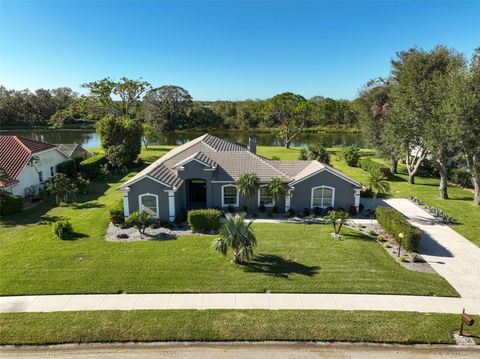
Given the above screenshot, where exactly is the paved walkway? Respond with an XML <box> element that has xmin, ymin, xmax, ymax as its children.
<box><xmin>0</xmin><ymin>293</ymin><xmax>479</xmax><ymax>314</ymax></box>
<box><xmin>382</xmin><ymin>198</ymin><xmax>480</xmax><ymax>300</ymax></box>
<box><xmin>1</xmin><ymin>198</ymin><xmax>479</xmax><ymax>315</ymax></box>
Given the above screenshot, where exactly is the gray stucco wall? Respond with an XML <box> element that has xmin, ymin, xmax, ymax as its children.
<box><xmin>127</xmin><ymin>177</ymin><xmax>170</xmax><ymax>221</ymax></box>
<box><xmin>290</xmin><ymin>170</ymin><xmax>357</xmax><ymax>211</ymax></box>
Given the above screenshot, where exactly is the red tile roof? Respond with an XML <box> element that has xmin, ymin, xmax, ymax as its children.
<box><xmin>0</xmin><ymin>136</ymin><xmax>57</xmax><ymax>182</ymax></box>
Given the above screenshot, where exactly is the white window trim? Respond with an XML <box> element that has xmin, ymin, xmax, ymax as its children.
<box><xmin>257</xmin><ymin>185</ymin><xmax>275</xmax><ymax>208</ymax></box>
<box><xmin>310</xmin><ymin>186</ymin><xmax>335</xmax><ymax>209</ymax></box>
<box><xmin>221</xmin><ymin>184</ymin><xmax>239</xmax><ymax>207</ymax></box>
<box><xmin>138</xmin><ymin>193</ymin><xmax>160</xmax><ymax>218</ymax></box>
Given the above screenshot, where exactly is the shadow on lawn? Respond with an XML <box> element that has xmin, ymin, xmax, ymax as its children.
<box><xmin>242</xmin><ymin>254</ymin><xmax>320</xmax><ymax>279</ymax></box>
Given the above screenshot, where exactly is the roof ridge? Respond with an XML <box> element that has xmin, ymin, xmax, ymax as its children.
<box><xmin>13</xmin><ymin>136</ymin><xmax>33</xmax><ymax>154</ymax></box>
<box><xmin>245</xmin><ymin>150</ymin><xmax>291</xmax><ymax>180</ymax></box>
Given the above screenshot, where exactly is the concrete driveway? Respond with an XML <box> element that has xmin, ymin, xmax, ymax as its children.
<box><xmin>368</xmin><ymin>198</ymin><xmax>480</xmax><ymax>313</ymax></box>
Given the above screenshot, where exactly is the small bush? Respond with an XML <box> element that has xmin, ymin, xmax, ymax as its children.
<box><xmin>266</xmin><ymin>212</ymin><xmax>274</xmax><ymax>218</ymax></box>
<box><xmin>188</xmin><ymin>209</ymin><xmax>221</xmax><ymax>233</ymax></box>
<box><xmin>242</xmin><ymin>205</ymin><xmax>248</xmax><ymax>213</ymax></box>
<box><xmin>110</xmin><ymin>206</ymin><xmax>125</xmax><ymax>225</ymax></box>
<box><xmin>52</xmin><ymin>219</ymin><xmax>73</xmax><ymax>240</ymax></box>
<box><xmin>399</xmin><ymin>256</ymin><xmax>406</xmax><ymax>263</ymax></box>
<box><xmin>79</xmin><ymin>153</ymin><xmax>108</xmax><ymax>179</ymax></box>
<box><xmin>258</xmin><ymin>204</ymin><xmax>266</xmax><ymax>212</ymax></box>
<box><xmin>0</xmin><ymin>195</ymin><xmax>23</xmax><ymax>215</ymax></box>
<box><xmin>349</xmin><ymin>206</ymin><xmax>357</xmax><ymax>216</ymax></box>
<box><xmin>358</xmin><ymin>158</ymin><xmax>391</xmax><ymax>178</ymax></box>
<box><xmin>175</xmin><ymin>210</ymin><xmax>188</xmax><ymax>225</ymax></box>
<box><xmin>56</xmin><ymin>160</ymin><xmax>76</xmax><ymax>177</ymax></box>
<box><xmin>76</xmin><ymin>176</ymin><xmax>90</xmax><ymax>194</ymax></box>
<box><xmin>272</xmin><ymin>205</ymin><xmax>279</xmax><ymax>213</ymax></box>
<box><xmin>376</xmin><ymin>207</ymin><xmax>421</xmax><ymax>252</ymax></box>
<box><xmin>226</xmin><ymin>205</ymin><xmax>235</xmax><ymax>213</ymax></box>
<box><xmin>313</xmin><ymin>206</ymin><xmax>322</xmax><ymax>216</ymax></box>
<box><xmin>288</xmin><ymin>208</ymin><xmax>296</xmax><ymax>216</ymax></box>
<box><xmin>377</xmin><ymin>235</ymin><xmax>385</xmax><ymax>241</ymax></box>
<box><xmin>340</xmin><ymin>146</ymin><xmax>360</xmax><ymax>167</ymax></box>
<box><xmin>251</xmin><ymin>211</ymin><xmax>258</xmax><ymax>219</ymax></box>
<box><xmin>368</xmin><ymin>229</ymin><xmax>377</xmax><ymax>236</ymax></box>
<box><xmin>449</xmin><ymin>169</ymin><xmax>473</xmax><ymax>188</ymax></box>
<box><xmin>303</xmin><ymin>208</ymin><xmax>310</xmax><ymax>216</ymax></box>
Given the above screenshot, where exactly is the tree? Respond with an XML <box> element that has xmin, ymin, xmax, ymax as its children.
<box><xmin>298</xmin><ymin>144</ymin><xmax>330</xmax><ymax>164</ymax></box>
<box><xmin>357</xmin><ymin>78</ymin><xmax>401</xmax><ymax>174</ymax></box>
<box><xmin>142</xmin><ymin>85</ymin><xmax>193</xmax><ymax>131</ymax></box>
<box><xmin>388</xmin><ymin>46</ymin><xmax>465</xmax><ymax>197</ymax></box>
<box><xmin>340</xmin><ymin>146</ymin><xmax>360</xmax><ymax>167</ymax></box>
<box><xmin>95</xmin><ymin>115</ymin><xmax>143</xmax><ymax>169</ymax></box>
<box><xmin>83</xmin><ymin>77</ymin><xmax>150</xmax><ymax>119</ymax></box>
<box><xmin>236</xmin><ymin>173</ymin><xmax>260</xmax><ymax>197</ymax></box>
<box><xmin>450</xmin><ymin>48</ymin><xmax>480</xmax><ymax>205</ymax></box>
<box><xmin>366</xmin><ymin>171</ymin><xmax>391</xmax><ymax>207</ymax></box>
<box><xmin>268</xmin><ymin>177</ymin><xmax>289</xmax><ymax>202</ymax></box>
<box><xmin>265</xmin><ymin>92</ymin><xmax>310</xmax><ymax>148</ymax></box>
<box><xmin>213</xmin><ymin>212</ymin><xmax>257</xmax><ymax>264</ymax></box>
<box><xmin>324</xmin><ymin>210</ymin><xmax>349</xmax><ymax>237</ymax></box>
<box><xmin>44</xmin><ymin>173</ymin><xmax>78</xmax><ymax>204</ymax></box>
<box><xmin>126</xmin><ymin>211</ymin><xmax>151</xmax><ymax>237</ymax></box>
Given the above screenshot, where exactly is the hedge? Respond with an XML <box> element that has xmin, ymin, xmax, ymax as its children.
<box><xmin>0</xmin><ymin>195</ymin><xmax>23</xmax><ymax>215</ymax></box>
<box><xmin>188</xmin><ymin>209</ymin><xmax>221</xmax><ymax>233</ymax></box>
<box><xmin>56</xmin><ymin>160</ymin><xmax>76</xmax><ymax>177</ymax></box>
<box><xmin>358</xmin><ymin>158</ymin><xmax>391</xmax><ymax>178</ymax></box>
<box><xmin>79</xmin><ymin>153</ymin><xmax>108</xmax><ymax>179</ymax></box>
<box><xmin>449</xmin><ymin>169</ymin><xmax>473</xmax><ymax>189</ymax></box>
<box><xmin>375</xmin><ymin>207</ymin><xmax>421</xmax><ymax>252</ymax></box>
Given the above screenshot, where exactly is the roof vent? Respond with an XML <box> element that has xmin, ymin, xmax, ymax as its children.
<box><xmin>248</xmin><ymin>136</ymin><xmax>257</xmax><ymax>154</ymax></box>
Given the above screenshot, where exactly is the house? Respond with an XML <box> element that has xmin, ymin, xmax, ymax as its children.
<box><xmin>55</xmin><ymin>143</ymin><xmax>91</xmax><ymax>160</ymax></box>
<box><xmin>118</xmin><ymin>134</ymin><xmax>362</xmax><ymax>221</ymax></box>
<box><xmin>0</xmin><ymin>136</ymin><xmax>70</xmax><ymax>197</ymax></box>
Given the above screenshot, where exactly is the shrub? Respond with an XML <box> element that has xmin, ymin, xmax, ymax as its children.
<box><xmin>110</xmin><ymin>206</ymin><xmax>125</xmax><ymax>225</ymax></box>
<box><xmin>368</xmin><ymin>230</ymin><xmax>377</xmax><ymax>236</ymax></box>
<box><xmin>299</xmin><ymin>144</ymin><xmax>330</xmax><ymax>164</ymax></box>
<box><xmin>399</xmin><ymin>256</ymin><xmax>406</xmax><ymax>263</ymax></box>
<box><xmin>52</xmin><ymin>219</ymin><xmax>73</xmax><ymax>240</ymax></box>
<box><xmin>258</xmin><ymin>204</ymin><xmax>266</xmax><ymax>212</ymax></box>
<box><xmin>272</xmin><ymin>205</ymin><xmax>279</xmax><ymax>213</ymax></box>
<box><xmin>358</xmin><ymin>158</ymin><xmax>391</xmax><ymax>178</ymax></box>
<box><xmin>188</xmin><ymin>209</ymin><xmax>221</xmax><ymax>233</ymax></box>
<box><xmin>242</xmin><ymin>205</ymin><xmax>248</xmax><ymax>213</ymax></box>
<box><xmin>75</xmin><ymin>176</ymin><xmax>90</xmax><ymax>194</ymax></box>
<box><xmin>226</xmin><ymin>205</ymin><xmax>235</xmax><ymax>213</ymax></box>
<box><xmin>56</xmin><ymin>160</ymin><xmax>76</xmax><ymax>177</ymax></box>
<box><xmin>340</xmin><ymin>146</ymin><xmax>360</xmax><ymax>167</ymax></box>
<box><xmin>449</xmin><ymin>169</ymin><xmax>473</xmax><ymax>188</ymax></box>
<box><xmin>0</xmin><ymin>195</ymin><xmax>23</xmax><ymax>215</ymax></box>
<box><xmin>349</xmin><ymin>206</ymin><xmax>357</xmax><ymax>216</ymax></box>
<box><xmin>126</xmin><ymin>211</ymin><xmax>152</xmax><ymax>235</ymax></box>
<box><xmin>303</xmin><ymin>208</ymin><xmax>310</xmax><ymax>216</ymax></box>
<box><xmin>313</xmin><ymin>206</ymin><xmax>322</xmax><ymax>216</ymax></box>
<box><xmin>175</xmin><ymin>210</ymin><xmax>188</xmax><ymax>225</ymax></box>
<box><xmin>79</xmin><ymin>153</ymin><xmax>108</xmax><ymax>179</ymax></box>
<box><xmin>288</xmin><ymin>208</ymin><xmax>296</xmax><ymax>216</ymax></box>
<box><xmin>375</xmin><ymin>207</ymin><xmax>421</xmax><ymax>252</ymax></box>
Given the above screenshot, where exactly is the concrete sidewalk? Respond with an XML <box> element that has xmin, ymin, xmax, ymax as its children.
<box><xmin>1</xmin><ymin>293</ymin><xmax>479</xmax><ymax>314</ymax></box>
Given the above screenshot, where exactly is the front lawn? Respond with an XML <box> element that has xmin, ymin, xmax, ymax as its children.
<box><xmin>1</xmin><ymin>310</ymin><xmax>478</xmax><ymax>345</ymax></box>
<box><xmin>258</xmin><ymin>146</ymin><xmax>480</xmax><ymax>247</ymax></box>
<box><xmin>0</xmin><ymin>146</ymin><xmax>455</xmax><ymax>296</ymax></box>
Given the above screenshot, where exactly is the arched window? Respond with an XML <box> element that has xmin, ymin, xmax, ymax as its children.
<box><xmin>311</xmin><ymin>186</ymin><xmax>335</xmax><ymax>208</ymax></box>
<box><xmin>221</xmin><ymin>185</ymin><xmax>239</xmax><ymax>207</ymax></box>
<box><xmin>258</xmin><ymin>186</ymin><xmax>275</xmax><ymax>207</ymax></box>
<box><xmin>139</xmin><ymin>193</ymin><xmax>159</xmax><ymax>218</ymax></box>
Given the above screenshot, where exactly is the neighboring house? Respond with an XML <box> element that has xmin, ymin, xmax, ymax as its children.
<box><xmin>55</xmin><ymin>143</ymin><xmax>91</xmax><ymax>160</ymax></box>
<box><xmin>0</xmin><ymin>136</ymin><xmax>70</xmax><ymax>197</ymax></box>
<box><xmin>118</xmin><ymin>134</ymin><xmax>362</xmax><ymax>222</ymax></box>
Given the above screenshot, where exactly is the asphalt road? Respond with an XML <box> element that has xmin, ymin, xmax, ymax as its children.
<box><xmin>1</xmin><ymin>343</ymin><xmax>479</xmax><ymax>359</ymax></box>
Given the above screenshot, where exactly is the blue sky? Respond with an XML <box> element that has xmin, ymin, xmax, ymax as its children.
<box><xmin>1</xmin><ymin>1</ymin><xmax>479</xmax><ymax>100</ymax></box>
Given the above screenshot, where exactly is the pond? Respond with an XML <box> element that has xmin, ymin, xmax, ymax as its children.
<box><xmin>0</xmin><ymin>129</ymin><xmax>366</xmax><ymax>148</ymax></box>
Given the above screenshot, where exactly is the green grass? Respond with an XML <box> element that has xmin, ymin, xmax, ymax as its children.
<box><xmin>0</xmin><ymin>310</ymin><xmax>478</xmax><ymax>345</ymax></box>
<box><xmin>0</xmin><ymin>146</ymin><xmax>455</xmax><ymax>296</ymax></box>
<box><xmin>258</xmin><ymin>146</ymin><xmax>480</xmax><ymax>247</ymax></box>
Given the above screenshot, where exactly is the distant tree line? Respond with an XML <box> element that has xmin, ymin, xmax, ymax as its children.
<box><xmin>0</xmin><ymin>83</ymin><xmax>361</xmax><ymax>131</ymax></box>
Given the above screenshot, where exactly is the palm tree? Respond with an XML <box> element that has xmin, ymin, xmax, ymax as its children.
<box><xmin>324</xmin><ymin>210</ymin><xmax>349</xmax><ymax>237</ymax></box>
<box><xmin>366</xmin><ymin>170</ymin><xmax>391</xmax><ymax>207</ymax></box>
<box><xmin>268</xmin><ymin>177</ymin><xmax>289</xmax><ymax>202</ymax></box>
<box><xmin>236</xmin><ymin>173</ymin><xmax>260</xmax><ymax>197</ymax></box>
<box><xmin>213</xmin><ymin>212</ymin><xmax>257</xmax><ymax>264</ymax></box>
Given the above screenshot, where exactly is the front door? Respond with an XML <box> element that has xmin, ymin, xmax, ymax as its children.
<box><xmin>187</xmin><ymin>179</ymin><xmax>207</xmax><ymax>207</ymax></box>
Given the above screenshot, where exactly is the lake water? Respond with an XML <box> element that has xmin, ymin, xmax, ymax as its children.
<box><xmin>1</xmin><ymin>129</ymin><xmax>366</xmax><ymax>148</ymax></box>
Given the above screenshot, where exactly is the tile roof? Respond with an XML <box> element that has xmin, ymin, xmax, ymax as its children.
<box><xmin>0</xmin><ymin>136</ymin><xmax>57</xmax><ymax>182</ymax></box>
<box><xmin>118</xmin><ymin>134</ymin><xmax>362</xmax><ymax>190</ymax></box>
